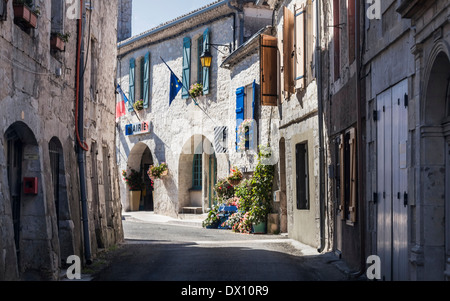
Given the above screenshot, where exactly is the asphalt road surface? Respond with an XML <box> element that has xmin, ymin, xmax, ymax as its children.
<box><xmin>92</xmin><ymin>214</ymin><xmax>349</xmax><ymax>282</ymax></box>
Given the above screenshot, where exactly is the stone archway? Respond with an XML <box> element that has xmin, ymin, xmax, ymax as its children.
<box><xmin>178</xmin><ymin>135</ymin><xmax>216</xmax><ymax>214</ymax></box>
<box><xmin>4</xmin><ymin>121</ymin><xmax>57</xmax><ymax>279</ymax></box>
<box><xmin>49</xmin><ymin>137</ymin><xmax>75</xmax><ymax>267</ymax></box>
<box><xmin>422</xmin><ymin>48</ymin><xmax>450</xmax><ymax>280</ymax></box>
<box><xmin>125</xmin><ymin>142</ymin><xmax>154</xmax><ymax>211</ymax></box>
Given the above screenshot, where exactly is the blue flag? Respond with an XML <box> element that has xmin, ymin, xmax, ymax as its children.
<box><xmin>170</xmin><ymin>71</ymin><xmax>183</xmax><ymax>106</ymax></box>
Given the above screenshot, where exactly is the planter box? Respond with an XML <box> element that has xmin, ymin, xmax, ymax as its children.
<box><xmin>50</xmin><ymin>34</ymin><xmax>65</xmax><ymax>51</ymax></box>
<box><xmin>129</xmin><ymin>190</ymin><xmax>141</xmax><ymax>211</ymax></box>
<box><xmin>13</xmin><ymin>4</ymin><xmax>38</xmax><ymax>29</ymax></box>
<box><xmin>252</xmin><ymin>222</ymin><xmax>267</xmax><ymax>234</ymax></box>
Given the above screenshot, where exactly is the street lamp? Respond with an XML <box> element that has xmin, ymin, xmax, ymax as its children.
<box><xmin>200</xmin><ymin>43</ymin><xmax>233</xmax><ymax>68</ymax></box>
<box><xmin>200</xmin><ymin>49</ymin><xmax>213</xmax><ymax>68</ymax></box>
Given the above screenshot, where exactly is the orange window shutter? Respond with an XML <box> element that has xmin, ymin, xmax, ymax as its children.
<box><xmin>349</xmin><ymin>128</ymin><xmax>357</xmax><ymax>223</ymax></box>
<box><xmin>295</xmin><ymin>5</ymin><xmax>306</xmax><ymax>91</ymax></box>
<box><xmin>283</xmin><ymin>7</ymin><xmax>295</xmax><ymax>94</ymax></box>
<box><xmin>339</xmin><ymin>134</ymin><xmax>345</xmax><ymax>220</ymax></box>
<box><xmin>260</xmin><ymin>34</ymin><xmax>278</xmax><ymax>106</ymax></box>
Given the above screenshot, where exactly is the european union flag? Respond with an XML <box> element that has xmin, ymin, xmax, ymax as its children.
<box><xmin>170</xmin><ymin>71</ymin><xmax>183</xmax><ymax>106</ymax></box>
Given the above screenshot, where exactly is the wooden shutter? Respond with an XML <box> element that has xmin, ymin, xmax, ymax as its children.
<box><xmin>182</xmin><ymin>37</ymin><xmax>191</xmax><ymax>99</ymax></box>
<box><xmin>202</xmin><ymin>28</ymin><xmax>211</xmax><ymax>95</ymax></box>
<box><xmin>143</xmin><ymin>52</ymin><xmax>150</xmax><ymax>109</ymax></box>
<box><xmin>339</xmin><ymin>134</ymin><xmax>345</xmax><ymax>220</ymax></box>
<box><xmin>249</xmin><ymin>80</ymin><xmax>257</xmax><ymax>151</ymax></box>
<box><xmin>236</xmin><ymin>87</ymin><xmax>245</xmax><ymax>151</ymax></box>
<box><xmin>283</xmin><ymin>7</ymin><xmax>295</xmax><ymax>94</ymax></box>
<box><xmin>348</xmin><ymin>128</ymin><xmax>357</xmax><ymax>223</ymax></box>
<box><xmin>128</xmin><ymin>58</ymin><xmax>135</xmax><ymax>112</ymax></box>
<box><xmin>260</xmin><ymin>34</ymin><xmax>278</xmax><ymax>106</ymax></box>
<box><xmin>295</xmin><ymin>5</ymin><xmax>306</xmax><ymax>90</ymax></box>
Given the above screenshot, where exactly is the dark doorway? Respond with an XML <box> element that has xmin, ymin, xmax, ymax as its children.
<box><xmin>6</xmin><ymin>131</ymin><xmax>23</xmax><ymax>260</ymax></box>
<box><xmin>141</xmin><ymin>148</ymin><xmax>154</xmax><ymax>211</ymax></box>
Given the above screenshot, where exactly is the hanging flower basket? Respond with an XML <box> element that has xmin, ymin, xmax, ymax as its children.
<box><xmin>227</xmin><ymin>167</ymin><xmax>243</xmax><ymax>186</ymax></box>
<box><xmin>148</xmin><ymin>163</ymin><xmax>168</xmax><ymax>180</ymax></box>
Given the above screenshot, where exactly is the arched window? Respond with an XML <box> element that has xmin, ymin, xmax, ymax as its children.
<box><xmin>192</xmin><ymin>154</ymin><xmax>202</xmax><ymax>190</ymax></box>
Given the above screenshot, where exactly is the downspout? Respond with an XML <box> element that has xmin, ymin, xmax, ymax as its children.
<box><xmin>316</xmin><ymin>0</ymin><xmax>326</xmax><ymax>254</ymax></box>
<box><xmin>227</xmin><ymin>0</ymin><xmax>244</xmax><ymax>46</ymax></box>
<box><xmin>76</xmin><ymin>0</ymin><xmax>92</xmax><ymax>265</ymax></box>
<box><xmin>351</xmin><ymin>0</ymin><xmax>366</xmax><ymax>278</ymax></box>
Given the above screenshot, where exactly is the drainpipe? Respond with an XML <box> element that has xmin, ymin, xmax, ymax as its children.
<box><xmin>351</xmin><ymin>0</ymin><xmax>366</xmax><ymax>278</ymax></box>
<box><xmin>227</xmin><ymin>0</ymin><xmax>244</xmax><ymax>46</ymax></box>
<box><xmin>76</xmin><ymin>0</ymin><xmax>92</xmax><ymax>265</ymax></box>
<box><xmin>316</xmin><ymin>0</ymin><xmax>326</xmax><ymax>254</ymax></box>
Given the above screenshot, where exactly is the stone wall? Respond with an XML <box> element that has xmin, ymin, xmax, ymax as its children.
<box><xmin>0</xmin><ymin>0</ymin><xmax>123</xmax><ymax>280</ymax></box>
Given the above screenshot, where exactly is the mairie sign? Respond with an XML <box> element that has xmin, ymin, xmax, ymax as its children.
<box><xmin>125</xmin><ymin>121</ymin><xmax>150</xmax><ymax>136</ymax></box>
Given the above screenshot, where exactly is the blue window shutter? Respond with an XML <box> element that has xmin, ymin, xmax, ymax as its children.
<box><xmin>143</xmin><ymin>52</ymin><xmax>150</xmax><ymax>109</ymax></box>
<box><xmin>182</xmin><ymin>37</ymin><xmax>191</xmax><ymax>99</ymax></box>
<box><xmin>236</xmin><ymin>87</ymin><xmax>245</xmax><ymax>151</ymax></box>
<box><xmin>250</xmin><ymin>80</ymin><xmax>257</xmax><ymax>151</ymax></box>
<box><xmin>202</xmin><ymin>28</ymin><xmax>210</xmax><ymax>95</ymax></box>
<box><xmin>128</xmin><ymin>58</ymin><xmax>135</xmax><ymax>112</ymax></box>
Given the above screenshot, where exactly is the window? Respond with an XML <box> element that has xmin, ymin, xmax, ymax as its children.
<box><xmin>296</xmin><ymin>142</ymin><xmax>309</xmax><ymax>210</ymax></box>
<box><xmin>347</xmin><ymin>0</ymin><xmax>356</xmax><ymax>64</ymax></box>
<box><xmin>90</xmin><ymin>38</ymin><xmax>97</xmax><ymax>101</ymax></box>
<box><xmin>260</xmin><ymin>34</ymin><xmax>278</xmax><ymax>106</ymax></box>
<box><xmin>51</xmin><ymin>0</ymin><xmax>64</xmax><ymax>34</ymax></box>
<box><xmin>128</xmin><ymin>52</ymin><xmax>150</xmax><ymax>110</ymax></box>
<box><xmin>182</xmin><ymin>37</ymin><xmax>191</xmax><ymax>99</ymax></box>
<box><xmin>294</xmin><ymin>5</ymin><xmax>305</xmax><ymax>91</ymax></box>
<box><xmin>293</xmin><ymin>0</ymin><xmax>314</xmax><ymax>91</ymax></box>
<box><xmin>333</xmin><ymin>0</ymin><xmax>341</xmax><ymax>80</ymax></box>
<box><xmin>197</xmin><ymin>35</ymin><xmax>204</xmax><ymax>87</ymax></box>
<box><xmin>0</xmin><ymin>0</ymin><xmax>7</xmax><ymax>21</ymax></box>
<box><xmin>283</xmin><ymin>6</ymin><xmax>295</xmax><ymax>94</ymax></box>
<box><xmin>339</xmin><ymin>128</ymin><xmax>357</xmax><ymax>223</ymax></box>
<box><xmin>236</xmin><ymin>82</ymin><xmax>258</xmax><ymax>152</ymax></box>
<box><xmin>182</xmin><ymin>28</ymin><xmax>211</xmax><ymax>98</ymax></box>
<box><xmin>193</xmin><ymin>154</ymin><xmax>202</xmax><ymax>190</ymax></box>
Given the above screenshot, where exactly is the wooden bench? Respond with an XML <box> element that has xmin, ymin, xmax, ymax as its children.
<box><xmin>182</xmin><ymin>207</ymin><xmax>203</xmax><ymax>214</ymax></box>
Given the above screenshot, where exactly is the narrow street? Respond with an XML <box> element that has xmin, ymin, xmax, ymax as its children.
<box><xmin>92</xmin><ymin>212</ymin><xmax>351</xmax><ymax>282</ymax></box>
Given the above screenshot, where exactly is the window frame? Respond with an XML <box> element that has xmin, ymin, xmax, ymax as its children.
<box><xmin>296</xmin><ymin>142</ymin><xmax>310</xmax><ymax>211</ymax></box>
<box><xmin>192</xmin><ymin>154</ymin><xmax>203</xmax><ymax>190</ymax></box>
<box><xmin>339</xmin><ymin>127</ymin><xmax>357</xmax><ymax>223</ymax></box>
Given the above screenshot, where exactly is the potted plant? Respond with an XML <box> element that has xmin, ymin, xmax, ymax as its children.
<box><xmin>51</xmin><ymin>32</ymin><xmax>70</xmax><ymax>51</ymax></box>
<box><xmin>13</xmin><ymin>0</ymin><xmax>39</xmax><ymax>29</ymax></box>
<box><xmin>227</xmin><ymin>166</ymin><xmax>243</xmax><ymax>186</ymax></box>
<box><xmin>133</xmin><ymin>99</ymin><xmax>144</xmax><ymax>111</ymax></box>
<box><xmin>122</xmin><ymin>169</ymin><xmax>145</xmax><ymax>211</ymax></box>
<box><xmin>147</xmin><ymin>163</ymin><xmax>168</xmax><ymax>180</ymax></box>
<box><xmin>189</xmin><ymin>83</ymin><xmax>203</xmax><ymax>98</ymax></box>
<box><xmin>202</xmin><ymin>204</ymin><xmax>220</xmax><ymax>229</ymax></box>
<box><xmin>214</xmin><ymin>178</ymin><xmax>234</xmax><ymax>202</ymax></box>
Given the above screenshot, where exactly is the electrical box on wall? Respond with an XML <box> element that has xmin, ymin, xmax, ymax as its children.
<box><xmin>23</xmin><ymin>177</ymin><xmax>38</xmax><ymax>195</ymax></box>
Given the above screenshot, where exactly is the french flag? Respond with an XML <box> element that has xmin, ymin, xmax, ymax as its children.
<box><xmin>116</xmin><ymin>84</ymin><xmax>128</xmax><ymax>122</ymax></box>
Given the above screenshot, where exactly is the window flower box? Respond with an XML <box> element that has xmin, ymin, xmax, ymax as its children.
<box><xmin>50</xmin><ymin>34</ymin><xmax>65</xmax><ymax>51</ymax></box>
<box><xmin>13</xmin><ymin>3</ymin><xmax>38</xmax><ymax>29</ymax></box>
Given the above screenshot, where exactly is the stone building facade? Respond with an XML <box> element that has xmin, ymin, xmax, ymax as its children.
<box><xmin>0</xmin><ymin>0</ymin><xmax>123</xmax><ymax>280</ymax></box>
<box><xmin>116</xmin><ymin>0</ymin><xmax>273</xmax><ymax>217</ymax></box>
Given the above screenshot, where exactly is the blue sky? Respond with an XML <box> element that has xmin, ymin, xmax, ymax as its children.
<box><xmin>132</xmin><ymin>0</ymin><xmax>218</xmax><ymax>36</ymax></box>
